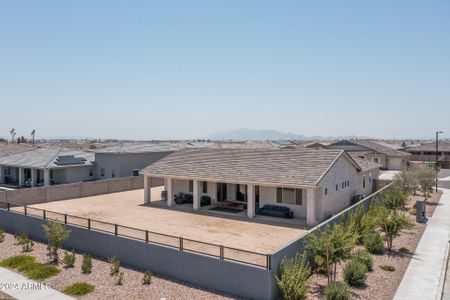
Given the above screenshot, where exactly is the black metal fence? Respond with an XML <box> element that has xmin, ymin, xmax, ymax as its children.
<box><xmin>0</xmin><ymin>201</ymin><xmax>270</xmax><ymax>270</ymax></box>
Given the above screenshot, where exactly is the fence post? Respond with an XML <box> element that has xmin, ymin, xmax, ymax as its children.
<box><xmin>145</xmin><ymin>230</ymin><xmax>149</xmax><ymax>243</ymax></box>
<box><xmin>115</xmin><ymin>224</ymin><xmax>118</xmax><ymax>236</ymax></box>
<box><xmin>179</xmin><ymin>237</ymin><xmax>183</xmax><ymax>251</ymax></box>
<box><xmin>43</xmin><ymin>210</ymin><xmax>46</xmax><ymax>220</ymax></box>
<box><xmin>7</xmin><ymin>203</ymin><xmax>10</xmax><ymax>211</ymax></box>
<box><xmin>88</xmin><ymin>218</ymin><xmax>91</xmax><ymax>230</ymax></box>
<box><xmin>220</xmin><ymin>245</ymin><xmax>224</xmax><ymax>260</ymax></box>
<box><xmin>24</xmin><ymin>205</ymin><xmax>27</xmax><ymax>215</ymax></box>
<box><xmin>64</xmin><ymin>214</ymin><xmax>67</xmax><ymax>224</ymax></box>
<box><xmin>266</xmin><ymin>254</ymin><xmax>271</xmax><ymax>270</ymax></box>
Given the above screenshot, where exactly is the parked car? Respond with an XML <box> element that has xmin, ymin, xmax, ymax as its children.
<box><xmin>174</xmin><ymin>192</ymin><xmax>193</xmax><ymax>204</ymax></box>
<box><xmin>258</xmin><ymin>205</ymin><xmax>294</xmax><ymax>219</ymax></box>
<box><xmin>200</xmin><ymin>195</ymin><xmax>211</xmax><ymax>206</ymax></box>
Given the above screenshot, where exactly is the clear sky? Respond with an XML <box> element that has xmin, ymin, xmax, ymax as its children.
<box><xmin>1</xmin><ymin>1</ymin><xmax>449</xmax><ymax>140</ymax></box>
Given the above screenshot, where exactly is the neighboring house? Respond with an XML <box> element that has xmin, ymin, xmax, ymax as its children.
<box><xmin>326</xmin><ymin>139</ymin><xmax>411</xmax><ymax>170</ymax></box>
<box><xmin>141</xmin><ymin>148</ymin><xmax>379</xmax><ymax>226</ymax></box>
<box><xmin>404</xmin><ymin>141</ymin><xmax>450</xmax><ymax>169</ymax></box>
<box><xmin>0</xmin><ymin>147</ymin><xmax>95</xmax><ymax>187</ymax></box>
<box><xmin>0</xmin><ymin>142</ymin><xmax>35</xmax><ymax>157</ymax></box>
<box><xmin>304</xmin><ymin>141</ymin><xmax>328</xmax><ymax>150</ymax></box>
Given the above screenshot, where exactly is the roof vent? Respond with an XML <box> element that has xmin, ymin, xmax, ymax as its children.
<box><xmin>54</xmin><ymin>155</ymin><xmax>86</xmax><ymax>165</ymax></box>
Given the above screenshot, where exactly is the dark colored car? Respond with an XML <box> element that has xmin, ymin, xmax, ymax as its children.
<box><xmin>200</xmin><ymin>195</ymin><xmax>211</xmax><ymax>206</ymax></box>
<box><xmin>174</xmin><ymin>192</ymin><xmax>193</xmax><ymax>204</ymax></box>
<box><xmin>258</xmin><ymin>205</ymin><xmax>294</xmax><ymax>219</ymax></box>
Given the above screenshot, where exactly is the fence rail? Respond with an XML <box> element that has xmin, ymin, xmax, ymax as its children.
<box><xmin>0</xmin><ymin>201</ymin><xmax>270</xmax><ymax>270</ymax></box>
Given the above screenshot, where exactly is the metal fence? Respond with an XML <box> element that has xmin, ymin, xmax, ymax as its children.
<box><xmin>0</xmin><ymin>201</ymin><xmax>269</xmax><ymax>270</ymax></box>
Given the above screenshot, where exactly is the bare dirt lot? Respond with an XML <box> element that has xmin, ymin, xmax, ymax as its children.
<box><xmin>28</xmin><ymin>188</ymin><xmax>306</xmax><ymax>254</ymax></box>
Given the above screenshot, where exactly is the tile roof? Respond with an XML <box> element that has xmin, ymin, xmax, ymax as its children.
<box><xmin>0</xmin><ymin>142</ymin><xmax>36</xmax><ymax>158</ymax></box>
<box><xmin>348</xmin><ymin>153</ymin><xmax>381</xmax><ymax>172</ymax></box>
<box><xmin>405</xmin><ymin>141</ymin><xmax>450</xmax><ymax>152</ymax></box>
<box><xmin>141</xmin><ymin>148</ymin><xmax>354</xmax><ymax>187</ymax></box>
<box><xmin>328</xmin><ymin>140</ymin><xmax>411</xmax><ymax>157</ymax></box>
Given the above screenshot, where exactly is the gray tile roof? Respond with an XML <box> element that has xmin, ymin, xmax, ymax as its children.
<box><xmin>329</xmin><ymin>140</ymin><xmax>411</xmax><ymax>157</ymax></box>
<box><xmin>348</xmin><ymin>153</ymin><xmax>381</xmax><ymax>172</ymax></box>
<box><xmin>141</xmin><ymin>148</ymin><xmax>354</xmax><ymax>187</ymax></box>
<box><xmin>0</xmin><ymin>147</ymin><xmax>95</xmax><ymax>169</ymax></box>
<box><xmin>405</xmin><ymin>141</ymin><xmax>450</xmax><ymax>152</ymax></box>
<box><xmin>0</xmin><ymin>142</ymin><xmax>36</xmax><ymax>158</ymax></box>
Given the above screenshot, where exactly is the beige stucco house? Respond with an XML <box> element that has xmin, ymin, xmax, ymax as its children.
<box><xmin>141</xmin><ymin>148</ymin><xmax>379</xmax><ymax>226</ymax></box>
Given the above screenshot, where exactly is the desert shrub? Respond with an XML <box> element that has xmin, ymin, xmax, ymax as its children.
<box><xmin>82</xmin><ymin>253</ymin><xmax>92</xmax><ymax>274</ymax></box>
<box><xmin>43</xmin><ymin>221</ymin><xmax>71</xmax><ymax>263</ymax></box>
<box><xmin>399</xmin><ymin>247</ymin><xmax>410</xmax><ymax>254</ymax></box>
<box><xmin>344</xmin><ymin>260</ymin><xmax>367</xmax><ymax>286</ymax></box>
<box><xmin>21</xmin><ymin>263</ymin><xmax>60</xmax><ymax>280</ymax></box>
<box><xmin>276</xmin><ymin>252</ymin><xmax>311</xmax><ymax>300</ymax></box>
<box><xmin>0</xmin><ymin>227</ymin><xmax>5</xmax><ymax>242</ymax></box>
<box><xmin>21</xmin><ymin>237</ymin><xmax>34</xmax><ymax>253</ymax></box>
<box><xmin>14</xmin><ymin>232</ymin><xmax>28</xmax><ymax>245</ymax></box>
<box><xmin>115</xmin><ymin>272</ymin><xmax>124</xmax><ymax>285</ymax></box>
<box><xmin>63</xmin><ymin>282</ymin><xmax>95</xmax><ymax>296</ymax></box>
<box><xmin>325</xmin><ymin>282</ymin><xmax>349</xmax><ymax>300</ymax></box>
<box><xmin>109</xmin><ymin>256</ymin><xmax>120</xmax><ymax>275</ymax></box>
<box><xmin>382</xmin><ymin>184</ymin><xmax>409</xmax><ymax>211</ymax></box>
<box><xmin>143</xmin><ymin>271</ymin><xmax>152</xmax><ymax>285</ymax></box>
<box><xmin>380</xmin><ymin>265</ymin><xmax>395</xmax><ymax>272</ymax></box>
<box><xmin>352</xmin><ymin>249</ymin><xmax>373</xmax><ymax>271</ymax></box>
<box><xmin>62</xmin><ymin>251</ymin><xmax>76</xmax><ymax>268</ymax></box>
<box><xmin>0</xmin><ymin>255</ymin><xmax>36</xmax><ymax>269</ymax></box>
<box><xmin>363</xmin><ymin>232</ymin><xmax>384</xmax><ymax>254</ymax></box>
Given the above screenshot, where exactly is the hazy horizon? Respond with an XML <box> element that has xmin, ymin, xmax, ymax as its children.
<box><xmin>1</xmin><ymin>1</ymin><xmax>449</xmax><ymax>140</ymax></box>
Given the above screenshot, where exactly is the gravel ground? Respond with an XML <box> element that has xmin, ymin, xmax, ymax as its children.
<box><xmin>0</xmin><ymin>290</ymin><xmax>15</xmax><ymax>300</ymax></box>
<box><xmin>0</xmin><ymin>233</ymin><xmax>235</xmax><ymax>300</ymax></box>
<box><xmin>308</xmin><ymin>190</ymin><xmax>443</xmax><ymax>300</ymax></box>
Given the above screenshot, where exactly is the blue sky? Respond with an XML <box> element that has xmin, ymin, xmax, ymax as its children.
<box><xmin>1</xmin><ymin>1</ymin><xmax>449</xmax><ymax>140</ymax></box>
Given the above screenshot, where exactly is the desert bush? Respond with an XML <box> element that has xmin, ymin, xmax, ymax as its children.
<box><xmin>14</xmin><ymin>232</ymin><xmax>28</xmax><ymax>245</ymax></box>
<box><xmin>143</xmin><ymin>271</ymin><xmax>152</xmax><ymax>285</ymax></box>
<box><xmin>63</xmin><ymin>282</ymin><xmax>95</xmax><ymax>296</ymax></box>
<box><xmin>380</xmin><ymin>265</ymin><xmax>395</xmax><ymax>272</ymax></box>
<box><xmin>62</xmin><ymin>251</ymin><xmax>76</xmax><ymax>268</ymax></box>
<box><xmin>0</xmin><ymin>227</ymin><xmax>5</xmax><ymax>242</ymax></box>
<box><xmin>343</xmin><ymin>260</ymin><xmax>367</xmax><ymax>286</ymax></box>
<box><xmin>363</xmin><ymin>232</ymin><xmax>384</xmax><ymax>254</ymax></box>
<box><xmin>42</xmin><ymin>221</ymin><xmax>70</xmax><ymax>263</ymax></box>
<box><xmin>377</xmin><ymin>208</ymin><xmax>413</xmax><ymax>251</ymax></box>
<box><xmin>325</xmin><ymin>282</ymin><xmax>350</xmax><ymax>300</ymax></box>
<box><xmin>276</xmin><ymin>252</ymin><xmax>311</xmax><ymax>300</ymax></box>
<box><xmin>0</xmin><ymin>255</ymin><xmax>36</xmax><ymax>269</ymax></box>
<box><xmin>109</xmin><ymin>256</ymin><xmax>120</xmax><ymax>276</ymax></box>
<box><xmin>115</xmin><ymin>272</ymin><xmax>124</xmax><ymax>285</ymax></box>
<box><xmin>81</xmin><ymin>253</ymin><xmax>92</xmax><ymax>274</ymax></box>
<box><xmin>0</xmin><ymin>255</ymin><xmax>60</xmax><ymax>280</ymax></box>
<box><xmin>352</xmin><ymin>249</ymin><xmax>373</xmax><ymax>271</ymax></box>
<box><xmin>382</xmin><ymin>185</ymin><xmax>409</xmax><ymax>211</ymax></box>
<box><xmin>21</xmin><ymin>236</ymin><xmax>34</xmax><ymax>253</ymax></box>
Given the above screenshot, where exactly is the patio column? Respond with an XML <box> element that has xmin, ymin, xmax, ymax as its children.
<box><xmin>307</xmin><ymin>188</ymin><xmax>317</xmax><ymax>226</ymax></box>
<box><xmin>144</xmin><ymin>176</ymin><xmax>152</xmax><ymax>203</ymax></box>
<box><xmin>247</xmin><ymin>184</ymin><xmax>255</xmax><ymax>218</ymax></box>
<box><xmin>167</xmin><ymin>178</ymin><xmax>174</xmax><ymax>207</ymax></box>
<box><xmin>31</xmin><ymin>169</ymin><xmax>36</xmax><ymax>187</ymax></box>
<box><xmin>193</xmin><ymin>180</ymin><xmax>200</xmax><ymax>210</ymax></box>
<box><xmin>44</xmin><ymin>168</ymin><xmax>50</xmax><ymax>186</ymax></box>
<box><xmin>0</xmin><ymin>166</ymin><xmax>3</xmax><ymax>184</ymax></box>
<box><xmin>18</xmin><ymin>167</ymin><xmax>23</xmax><ymax>187</ymax></box>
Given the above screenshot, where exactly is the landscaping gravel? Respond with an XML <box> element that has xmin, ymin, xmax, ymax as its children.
<box><xmin>0</xmin><ymin>233</ymin><xmax>234</xmax><ymax>300</ymax></box>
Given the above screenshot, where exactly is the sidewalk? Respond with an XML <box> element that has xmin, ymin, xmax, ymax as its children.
<box><xmin>394</xmin><ymin>188</ymin><xmax>450</xmax><ymax>300</ymax></box>
<box><xmin>0</xmin><ymin>267</ymin><xmax>73</xmax><ymax>300</ymax></box>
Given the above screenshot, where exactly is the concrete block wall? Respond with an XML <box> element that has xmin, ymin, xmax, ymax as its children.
<box><xmin>4</xmin><ymin>187</ymin><xmax>47</xmax><ymax>205</ymax></box>
<box><xmin>47</xmin><ymin>183</ymin><xmax>81</xmax><ymax>202</ymax></box>
<box><xmin>82</xmin><ymin>180</ymin><xmax>109</xmax><ymax>197</ymax></box>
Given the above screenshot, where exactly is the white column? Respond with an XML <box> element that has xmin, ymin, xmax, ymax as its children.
<box><xmin>44</xmin><ymin>168</ymin><xmax>50</xmax><ymax>186</ymax></box>
<box><xmin>0</xmin><ymin>166</ymin><xmax>3</xmax><ymax>184</ymax></box>
<box><xmin>18</xmin><ymin>167</ymin><xmax>23</xmax><ymax>187</ymax></box>
<box><xmin>307</xmin><ymin>188</ymin><xmax>317</xmax><ymax>226</ymax></box>
<box><xmin>31</xmin><ymin>169</ymin><xmax>36</xmax><ymax>187</ymax></box>
<box><xmin>167</xmin><ymin>178</ymin><xmax>174</xmax><ymax>207</ymax></box>
<box><xmin>247</xmin><ymin>184</ymin><xmax>255</xmax><ymax>218</ymax></box>
<box><xmin>144</xmin><ymin>176</ymin><xmax>151</xmax><ymax>203</ymax></box>
<box><xmin>193</xmin><ymin>180</ymin><xmax>200</xmax><ymax>210</ymax></box>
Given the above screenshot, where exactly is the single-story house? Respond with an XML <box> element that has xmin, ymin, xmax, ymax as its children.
<box><xmin>326</xmin><ymin>139</ymin><xmax>411</xmax><ymax>170</ymax></box>
<box><xmin>141</xmin><ymin>148</ymin><xmax>379</xmax><ymax>226</ymax></box>
<box><xmin>0</xmin><ymin>147</ymin><xmax>95</xmax><ymax>187</ymax></box>
<box><xmin>404</xmin><ymin>141</ymin><xmax>450</xmax><ymax>169</ymax></box>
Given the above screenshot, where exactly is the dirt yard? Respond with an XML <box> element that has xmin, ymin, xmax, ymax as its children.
<box><xmin>28</xmin><ymin>188</ymin><xmax>306</xmax><ymax>254</ymax></box>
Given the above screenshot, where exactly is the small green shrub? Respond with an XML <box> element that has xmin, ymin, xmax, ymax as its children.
<box><xmin>380</xmin><ymin>265</ymin><xmax>395</xmax><ymax>272</ymax></box>
<box><xmin>352</xmin><ymin>249</ymin><xmax>373</xmax><ymax>271</ymax></box>
<box><xmin>21</xmin><ymin>263</ymin><xmax>61</xmax><ymax>280</ymax></box>
<box><xmin>0</xmin><ymin>227</ymin><xmax>5</xmax><ymax>242</ymax></box>
<box><xmin>21</xmin><ymin>237</ymin><xmax>34</xmax><ymax>253</ymax></box>
<box><xmin>115</xmin><ymin>272</ymin><xmax>124</xmax><ymax>285</ymax></box>
<box><xmin>14</xmin><ymin>232</ymin><xmax>28</xmax><ymax>245</ymax></box>
<box><xmin>276</xmin><ymin>252</ymin><xmax>311</xmax><ymax>300</ymax></box>
<box><xmin>0</xmin><ymin>255</ymin><xmax>35</xmax><ymax>269</ymax></box>
<box><xmin>143</xmin><ymin>270</ymin><xmax>152</xmax><ymax>285</ymax></box>
<box><xmin>325</xmin><ymin>282</ymin><xmax>350</xmax><ymax>300</ymax></box>
<box><xmin>63</xmin><ymin>282</ymin><xmax>95</xmax><ymax>296</ymax></box>
<box><xmin>109</xmin><ymin>256</ymin><xmax>120</xmax><ymax>275</ymax></box>
<box><xmin>399</xmin><ymin>247</ymin><xmax>410</xmax><ymax>254</ymax></box>
<box><xmin>81</xmin><ymin>253</ymin><xmax>92</xmax><ymax>274</ymax></box>
<box><xmin>344</xmin><ymin>260</ymin><xmax>367</xmax><ymax>286</ymax></box>
<box><xmin>363</xmin><ymin>232</ymin><xmax>384</xmax><ymax>254</ymax></box>
<box><xmin>62</xmin><ymin>251</ymin><xmax>76</xmax><ymax>268</ymax></box>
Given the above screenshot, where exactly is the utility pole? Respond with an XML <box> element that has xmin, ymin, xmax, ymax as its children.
<box><xmin>436</xmin><ymin>131</ymin><xmax>444</xmax><ymax>192</ymax></box>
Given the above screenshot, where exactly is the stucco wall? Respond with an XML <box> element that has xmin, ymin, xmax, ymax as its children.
<box><xmin>259</xmin><ymin>186</ymin><xmax>307</xmax><ymax>218</ymax></box>
<box><xmin>47</xmin><ymin>183</ymin><xmax>81</xmax><ymax>202</ymax></box>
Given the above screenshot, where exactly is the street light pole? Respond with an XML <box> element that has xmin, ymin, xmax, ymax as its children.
<box><xmin>436</xmin><ymin>131</ymin><xmax>444</xmax><ymax>192</ymax></box>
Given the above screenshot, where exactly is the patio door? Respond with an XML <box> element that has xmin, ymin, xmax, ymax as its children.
<box><xmin>255</xmin><ymin>186</ymin><xmax>260</xmax><ymax>213</ymax></box>
<box><xmin>217</xmin><ymin>183</ymin><xmax>227</xmax><ymax>202</ymax></box>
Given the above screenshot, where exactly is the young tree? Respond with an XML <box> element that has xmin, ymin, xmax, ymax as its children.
<box><xmin>42</xmin><ymin>221</ymin><xmax>71</xmax><ymax>263</ymax></box>
<box><xmin>276</xmin><ymin>252</ymin><xmax>311</xmax><ymax>300</ymax></box>
<box><xmin>375</xmin><ymin>206</ymin><xmax>412</xmax><ymax>251</ymax></box>
<box><xmin>394</xmin><ymin>167</ymin><xmax>419</xmax><ymax>195</ymax></box>
<box><xmin>381</xmin><ymin>184</ymin><xmax>409</xmax><ymax>211</ymax></box>
<box><xmin>416</xmin><ymin>165</ymin><xmax>436</xmax><ymax>198</ymax></box>
<box><xmin>307</xmin><ymin>223</ymin><xmax>357</xmax><ymax>284</ymax></box>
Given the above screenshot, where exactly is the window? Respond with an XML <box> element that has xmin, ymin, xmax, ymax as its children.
<box><xmin>101</xmin><ymin>168</ymin><xmax>105</xmax><ymax>177</ymax></box>
<box><xmin>373</xmin><ymin>157</ymin><xmax>379</xmax><ymax>164</ymax></box>
<box><xmin>342</xmin><ymin>182</ymin><xmax>344</xmax><ymax>189</ymax></box>
<box><xmin>189</xmin><ymin>180</ymin><xmax>193</xmax><ymax>193</ymax></box>
<box><xmin>89</xmin><ymin>168</ymin><xmax>93</xmax><ymax>177</ymax></box>
<box><xmin>112</xmin><ymin>170</ymin><xmax>115</xmax><ymax>178</ymax></box>
<box><xmin>50</xmin><ymin>170</ymin><xmax>54</xmax><ymax>179</ymax></box>
<box><xmin>325</xmin><ymin>188</ymin><xmax>328</xmax><ymax>195</ymax></box>
<box><xmin>336</xmin><ymin>184</ymin><xmax>338</xmax><ymax>191</ymax></box>
<box><xmin>202</xmin><ymin>181</ymin><xmax>208</xmax><ymax>193</ymax></box>
<box><xmin>363</xmin><ymin>177</ymin><xmax>366</xmax><ymax>189</ymax></box>
<box><xmin>276</xmin><ymin>187</ymin><xmax>303</xmax><ymax>205</ymax></box>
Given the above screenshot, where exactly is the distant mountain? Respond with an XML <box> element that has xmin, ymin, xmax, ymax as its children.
<box><xmin>207</xmin><ymin>129</ymin><xmax>307</xmax><ymax>141</ymax></box>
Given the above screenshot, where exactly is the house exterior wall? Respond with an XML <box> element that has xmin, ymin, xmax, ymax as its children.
<box><xmin>259</xmin><ymin>186</ymin><xmax>308</xmax><ymax>218</ymax></box>
<box><xmin>386</xmin><ymin>157</ymin><xmax>406</xmax><ymax>171</ymax></box>
<box><xmin>95</xmin><ymin>152</ymin><xmax>172</xmax><ymax>179</ymax></box>
<box><xmin>50</xmin><ymin>166</ymin><xmax>93</xmax><ymax>185</ymax></box>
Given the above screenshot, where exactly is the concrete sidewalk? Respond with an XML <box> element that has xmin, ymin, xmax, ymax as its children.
<box><xmin>0</xmin><ymin>267</ymin><xmax>73</xmax><ymax>300</ymax></box>
<box><xmin>394</xmin><ymin>188</ymin><xmax>450</xmax><ymax>300</ymax></box>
